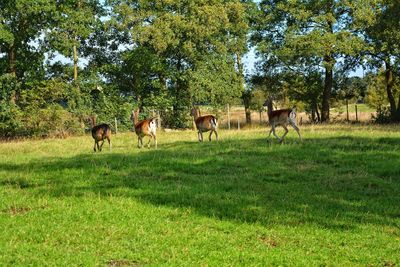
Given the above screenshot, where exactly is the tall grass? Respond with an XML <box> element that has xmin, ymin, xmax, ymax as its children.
<box><xmin>0</xmin><ymin>125</ymin><xmax>399</xmax><ymax>266</ymax></box>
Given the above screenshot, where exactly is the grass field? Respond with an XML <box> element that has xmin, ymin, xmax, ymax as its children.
<box><xmin>1</xmin><ymin>125</ymin><xmax>400</xmax><ymax>266</ymax></box>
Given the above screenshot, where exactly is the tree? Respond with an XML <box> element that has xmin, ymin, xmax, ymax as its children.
<box><xmin>252</xmin><ymin>0</ymin><xmax>371</xmax><ymax>122</ymax></box>
<box><xmin>47</xmin><ymin>0</ymin><xmax>104</xmax><ymax>84</ymax></box>
<box><xmin>365</xmin><ymin>71</ymin><xmax>391</xmax><ymax>110</ymax></box>
<box><xmin>0</xmin><ymin>0</ymin><xmax>53</xmax><ymax>79</ymax></box>
<box><xmin>250</xmin><ymin>88</ymin><xmax>267</xmax><ymax>124</ymax></box>
<box><xmin>109</xmin><ymin>0</ymin><xmax>250</xmax><ymax>127</ymax></box>
<box><xmin>363</xmin><ymin>0</ymin><xmax>400</xmax><ymax>121</ymax></box>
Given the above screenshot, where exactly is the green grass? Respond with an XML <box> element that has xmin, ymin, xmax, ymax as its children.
<box><xmin>1</xmin><ymin>125</ymin><xmax>400</xmax><ymax>266</ymax></box>
<box><xmin>332</xmin><ymin>103</ymin><xmax>375</xmax><ymax>113</ymax></box>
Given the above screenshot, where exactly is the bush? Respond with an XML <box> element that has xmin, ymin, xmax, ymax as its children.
<box><xmin>0</xmin><ymin>74</ymin><xmax>24</xmax><ymax>137</ymax></box>
<box><xmin>372</xmin><ymin>106</ymin><xmax>392</xmax><ymax>124</ymax></box>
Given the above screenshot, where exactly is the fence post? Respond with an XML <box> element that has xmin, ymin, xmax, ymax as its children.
<box><xmin>227</xmin><ymin>104</ymin><xmax>231</xmax><ymax>130</ymax></box>
<box><xmin>237</xmin><ymin>119</ymin><xmax>240</xmax><ymax>130</ymax></box>
<box><xmin>114</xmin><ymin>117</ymin><xmax>118</xmax><ymax>134</ymax></box>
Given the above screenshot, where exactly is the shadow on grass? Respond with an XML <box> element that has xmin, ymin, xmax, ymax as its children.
<box><xmin>1</xmin><ymin>136</ymin><xmax>400</xmax><ymax>230</ymax></box>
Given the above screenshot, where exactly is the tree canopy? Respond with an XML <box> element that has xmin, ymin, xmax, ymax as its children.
<box><xmin>0</xmin><ymin>0</ymin><xmax>399</xmax><ymax>137</ymax></box>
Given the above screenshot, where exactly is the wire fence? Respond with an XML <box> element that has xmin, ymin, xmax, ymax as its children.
<box><xmin>110</xmin><ymin>104</ymin><xmax>376</xmax><ymax>134</ymax></box>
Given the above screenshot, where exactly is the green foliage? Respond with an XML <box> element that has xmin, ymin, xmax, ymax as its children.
<box><xmin>336</xmin><ymin>76</ymin><xmax>368</xmax><ymax>100</ymax></box>
<box><xmin>17</xmin><ymin>79</ymin><xmax>82</xmax><ymax>136</ymax></box>
<box><xmin>252</xmin><ymin>0</ymin><xmax>378</xmax><ymax>121</ymax></box>
<box><xmin>0</xmin><ymin>0</ymin><xmax>54</xmax><ymax>77</ymax></box>
<box><xmin>373</xmin><ymin>106</ymin><xmax>392</xmax><ymax>124</ymax></box>
<box><xmin>365</xmin><ymin>72</ymin><xmax>391</xmax><ymax>110</ymax></box>
<box><xmin>2</xmin><ymin>0</ymin><xmax>400</xmax><ymax>135</ymax></box>
<box><xmin>0</xmin><ymin>74</ymin><xmax>23</xmax><ymax>136</ymax></box>
<box><xmin>249</xmin><ymin>88</ymin><xmax>267</xmax><ymax>112</ymax></box>
<box><xmin>364</xmin><ymin>0</ymin><xmax>400</xmax><ymax>120</ymax></box>
<box><xmin>189</xmin><ymin>54</ymin><xmax>242</xmax><ymax>108</ymax></box>
<box><xmin>109</xmin><ymin>0</ymin><xmax>250</xmax><ymax>127</ymax></box>
<box><xmin>0</xmin><ymin>75</ymin><xmax>137</xmax><ymax>137</ymax></box>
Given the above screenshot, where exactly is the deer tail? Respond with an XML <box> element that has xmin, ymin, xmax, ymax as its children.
<box><xmin>289</xmin><ymin>107</ymin><xmax>297</xmax><ymax>120</ymax></box>
<box><xmin>211</xmin><ymin>116</ymin><xmax>218</xmax><ymax>128</ymax></box>
<box><xmin>149</xmin><ymin>118</ymin><xmax>157</xmax><ymax>132</ymax></box>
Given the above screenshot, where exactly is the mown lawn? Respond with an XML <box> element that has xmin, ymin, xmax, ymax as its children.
<box><xmin>0</xmin><ymin>125</ymin><xmax>399</xmax><ymax>266</ymax></box>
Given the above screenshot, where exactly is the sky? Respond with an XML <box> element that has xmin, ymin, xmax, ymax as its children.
<box><xmin>243</xmin><ymin>47</ymin><xmax>258</xmax><ymax>75</ymax></box>
<box><xmin>241</xmin><ymin>49</ymin><xmax>364</xmax><ymax>77</ymax></box>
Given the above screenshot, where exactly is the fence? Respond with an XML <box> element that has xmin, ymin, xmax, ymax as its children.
<box><xmin>111</xmin><ymin>104</ymin><xmax>376</xmax><ymax>134</ymax></box>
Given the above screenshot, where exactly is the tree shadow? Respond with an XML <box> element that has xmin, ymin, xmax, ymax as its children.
<box><xmin>1</xmin><ymin>136</ymin><xmax>399</xmax><ymax>230</ymax></box>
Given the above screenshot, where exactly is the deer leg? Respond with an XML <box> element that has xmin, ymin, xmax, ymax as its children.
<box><xmin>214</xmin><ymin>130</ymin><xmax>218</xmax><ymax>141</ymax></box>
<box><xmin>107</xmin><ymin>137</ymin><xmax>112</xmax><ymax>150</ymax></box>
<box><xmin>138</xmin><ymin>136</ymin><xmax>143</xmax><ymax>148</ymax></box>
<box><xmin>271</xmin><ymin>124</ymin><xmax>282</xmax><ymax>143</ymax></box>
<box><xmin>198</xmin><ymin>130</ymin><xmax>203</xmax><ymax>142</ymax></box>
<box><xmin>99</xmin><ymin>140</ymin><xmax>105</xmax><ymax>151</ymax></box>
<box><xmin>209</xmin><ymin>131</ymin><xmax>213</xmax><ymax>141</ymax></box>
<box><xmin>153</xmin><ymin>134</ymin><xmax>157</xmax><ymax>149</ymax></box>
<box><xmin>147</xmin><ymin>135</ymin><xmax>152</xmax><ymax>148</ymax></box>
<box><xmin>267</xmin><ymin>128</ymin><xmax>273</xmax><ymax>138</ymax></box>
<box><xmin>280</xmin><ymin>125</ymin><xmax>289</xmax><ymax>143</ymax></box>
<box><xmin>94</xmin><ymin>141</ymin><xmax>97</xmax><ymax>152</ymax></box>
<box><xmin>290</xmin><ymin>120</ymin><xmax>302</xmax><ymax>141</ymax></box>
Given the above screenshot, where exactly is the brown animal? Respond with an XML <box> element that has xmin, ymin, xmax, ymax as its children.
<box><xmin>263</xmin><ymin>98</ymin><xmax>302</xmax><ymax>143</ymax></box>
<box><xmin>191</xmin><ymin>107</ymin><xmax>218</xmax><ymax>142</ymax></box>
<box><xmin>90</xmin><ymin>116</ymin><xmax>112</xmax><ymax>152</ymax></box>
<box><xmin>131</xmin><ymin>110</ymin><xmax>157</xmax><ymax>149</ymax></box>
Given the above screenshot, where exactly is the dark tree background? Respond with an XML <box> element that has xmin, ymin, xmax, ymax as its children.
<box><xmin>0</xmin><ymin>0</ymin><xmax>398</xmax><ymax>137</ymax></box>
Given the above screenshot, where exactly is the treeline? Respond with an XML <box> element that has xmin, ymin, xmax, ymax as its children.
<box><xmin>0</xmin><ymin>0</ymin><xmax>399</xmax><ymax>137</ymax></box>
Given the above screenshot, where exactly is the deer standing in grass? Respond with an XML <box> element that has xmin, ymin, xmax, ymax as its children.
<box><xmin>263</xmin><ymin>98</ymin><xmax>302</xmax><ymax>143</ymax></box>
<box><xmin>191</xmin><ymin>107</ymin><xmax>218</xmax><ymax>142</ymax></box>
<box><xmin>90</xmin><ymin>116</ymin><xmax>112</xmax><ymax>152</ymax></box>
<box><xmin>131</xmin><ymin>110</ymin><xmax>157</xmax><ymax>149</ymax></box>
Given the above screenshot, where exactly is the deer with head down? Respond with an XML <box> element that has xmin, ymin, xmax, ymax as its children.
<box><xmin>263</xmin><ymin>98</ymin><xmax>302</xmax><ymax>143</ymax></box>
<box><xmin>89</xmin><ymin>116</ymin><xmax>112</xmax><ymax>152</ymax></box>
<box><xmin>191</xmin><ymin>107</ymin><xmax>218</xmax><ymax>142</ymax></box>
<box><xmin>131</xmin><ymin>110</ymin><xmax>157</xmax><ymax>149</ymax></box>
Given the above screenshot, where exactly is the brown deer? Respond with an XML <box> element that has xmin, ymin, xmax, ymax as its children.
<box><xmin>89</xmin><ymin>116</ymin><xmax>112</xmax><ymax>152</ymax></box>
<box><xmin>263</xmin><ymin>98</ymin><xmax>302</xmax><ymax>143</ymax></box>
<box><xmin>191</xmin><ymin>107</ymin><xmax>218</xmax><ymax>142</ymax></box>
<box><xmin>131</xmin><ymin>110</ymin><xmax>157</xmax><ymax>149</ymax></box>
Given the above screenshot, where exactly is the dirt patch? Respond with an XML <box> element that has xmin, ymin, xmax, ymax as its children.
<box><xmin>259</xmin><ymin>236</ymin><xmax>278</xmax><ymax>248</ymax></box>
<box><xmin>107</xmin><ymin>260</ymin><xmax>141</xmax><ymax>267</ymax></box>
<box><xmin>3</xmin><ymin>206</ymin><xmax>31</xmax><ymax>215</ymax></box>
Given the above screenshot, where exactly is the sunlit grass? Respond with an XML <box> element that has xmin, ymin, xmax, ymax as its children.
<box><xmin>0</xmin><ymin>125</ymin><xmax>399</xmax><ymax>266</ymax></box>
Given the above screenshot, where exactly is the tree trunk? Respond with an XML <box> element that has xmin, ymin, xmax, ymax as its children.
<box><xmin>396</xmin><ymin>94</ymin><xmax>400</xmax><ymax>120</ymax></box>
<box><xmin>311</xmin><ymin>107</ymin><xmax>316</xmax><ymax>123</ymax></box>
<box><xmin>321</xmin><ymin>56</ymin><xmax>333</xmax><ymax>123</ymax></box>
<box><xmin>73</xmin><ymin>44</ymin><xmax>78</xmax><ymax>83</ymax></box>
<box><xmin>245</xmin><ymin>107</ymin><xmax>251</xmax><ymax>124</ymax></box>
<box><xmin>236</xmin><ymin>51</ymin><xmax>248</xmax><ymax>124</ymax></box>
<box><xmin>242</xmin><ymin>91</ymin><xmax>251</xmax><ymax>125</ymax></box>
<box><xmin>384</xmin><ymin>60</ymin><xmax>399</xmax><ymax>121</ymax></box>
<box><xmin>316</xmin><ymin>104</ymin><xmax>321</xmax><ymax>122</ymax></box>
<box><xmin>321</xmin><ymin>1</ymin><xmax>334</xmax><ymax>123</ymax></box>
<box><xmin>8</xmin><ymin>44</ymin><xmax>16</xmax><ymax>76</ymax></box>
<box><xmin>7</xmin><ymin>44</ymin><xmax>17</xmax><ymax>104</ymax></box>
<box><xmin>236</xmin><ymin>51</ymin><xmax>244</xmax><ymax>88</ymax></box>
